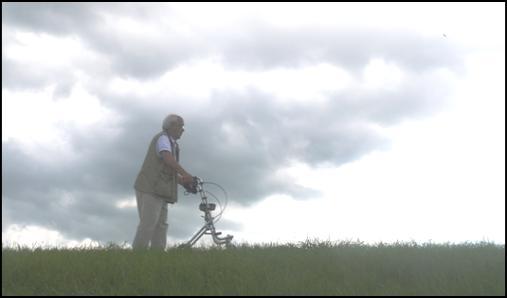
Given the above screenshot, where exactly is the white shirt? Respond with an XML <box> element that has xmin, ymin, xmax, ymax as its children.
<box><xmin>156</xmin><ymin>133</ymin><xmax>176</xmax><ymax>158</ymax></box>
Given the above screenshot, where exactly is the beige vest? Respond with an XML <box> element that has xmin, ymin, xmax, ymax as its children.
<box><xmin>134</xmin><ymin>131</ymin><xmax>178</xmax><ymax>203</ymax></box>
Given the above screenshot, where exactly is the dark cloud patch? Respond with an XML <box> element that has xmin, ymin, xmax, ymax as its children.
<box><xmin>2</xmin><ymin>3</ymin><xmax>203</xmax><ymax>81</ymax></box>
<box><xmin>2</xmin><ymin>3</ymin><xmax>101</xmax><ymax>36</ymax></box>
<box><xmin>82</xmin><ymin>26</ymin><xmax>203</xmax><ymax>80</ymax></box>
<box><xmin>3</xmin><ymin>3</ymin><xmax>464</xmax><ymax>84</ymax></box>
<box><xmin>2</xmin><ymin>141</ymin><xmax>132</xmax><ymax>242</ymax></box>
<box><xmin>2</xmin><ymin>133</ymin><xmax>210</xmax><ymax>243</ymax></box>
<box><xmin>2</xmin><ymin>137</ymin><xmax>237</xmax><ymax>244</ymax></box>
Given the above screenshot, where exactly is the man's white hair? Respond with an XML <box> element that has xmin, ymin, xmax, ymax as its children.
<box><xmin>162</xmin><ymin>114</ymin><xmax>183</xmax><ymax>131</ymax></box>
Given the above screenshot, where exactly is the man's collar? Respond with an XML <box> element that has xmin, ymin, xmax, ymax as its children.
<box><xmin>163</xmin><ymin>131</ymin><xmax>177</xmax><ymax>144</ymax></box>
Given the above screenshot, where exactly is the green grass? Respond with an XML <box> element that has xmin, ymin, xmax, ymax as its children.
<box><xmin>2</xmin><ymin>240</ymin><xmax>505</xmax><ymax>295</ymax></box>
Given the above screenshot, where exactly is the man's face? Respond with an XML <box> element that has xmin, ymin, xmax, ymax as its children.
<box><xmin>169</xmin><ymin>120</ymin><xmax>185</xmax><ymax>140</ymax></box>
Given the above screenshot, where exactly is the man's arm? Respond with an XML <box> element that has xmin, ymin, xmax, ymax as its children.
<box><xmin>160</xmin><ymin>151</ymin><xmax>193</xmax><ymax>185</ymax></box>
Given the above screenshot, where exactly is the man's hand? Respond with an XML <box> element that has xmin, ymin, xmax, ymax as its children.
<box><xmin>181</xmin><ymin>176</ymin><xmax>198</xmax><ymax>194</ymax></box>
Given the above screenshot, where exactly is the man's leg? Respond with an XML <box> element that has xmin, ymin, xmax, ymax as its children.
<box><xmin>132</xmin><ymin>191</ymin><xmax>165</xmax><ymax>250</ymax></box>
<box><xmin>150</xmin><ymin>203</ymin><xmax>169</xmax><ymax>250</ymax></box>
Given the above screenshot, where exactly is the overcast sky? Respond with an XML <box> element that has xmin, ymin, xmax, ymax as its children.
<box><xmin>2</xmin><ymin>3</ymin><xmax>505</xmax><ymax>248</ymax></box>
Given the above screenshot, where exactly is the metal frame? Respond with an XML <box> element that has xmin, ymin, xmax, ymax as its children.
<box><xmin>185</xmin><ymin>177</ymin><xmax>233</xmax><ymax>247</ymax></box>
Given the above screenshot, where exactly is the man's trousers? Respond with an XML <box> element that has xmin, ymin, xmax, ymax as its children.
<box><xmin>132</xmin><ymin>190</ymin><xmax>170</xmax><ymax>250</ymax></box>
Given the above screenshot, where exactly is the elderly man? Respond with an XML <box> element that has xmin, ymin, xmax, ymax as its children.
<box><xmin>132</xmin><ymin>114</ymin><xmax>195</xmax><ymax>250</ymax></box>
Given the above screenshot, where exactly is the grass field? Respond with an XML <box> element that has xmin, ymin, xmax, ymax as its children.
<box><xmin>2</xmin><ymin>240</ymin><xmax>505</xmax><ymax>295</ymax></box>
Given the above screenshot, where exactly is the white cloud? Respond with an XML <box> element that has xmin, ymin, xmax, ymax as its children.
<box><xmin>115</xmin><ymin>197</ymin><xmax>137</xmax><ymax>209</ymax></box>
<box><xmin>3</xmin><ymin>86</ymin><xmax>61</xmax><ymax>144</ymax></box>
<box><xmin>3</xmin><ymin>83</ymin><xmax>119</xmax><ymax>161</ymax></box>
<box><xmin>3</xmin><ymin>31</ymin><xmax>83</xmax><ymax>67</ymax></box>
<box><xmin>106</xmin><ymin>59</ymin><xmax>352</xmax><ymax>104</ymax></box>
<box><xmin>2</xmin><ymin>224</ymin><xmax>101</xmax><ymax>249</ymax></box>
<box><xmin>361</xmin><ymin>58</ymin><xmax>405</xmax><ymax>90</ymax></box>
